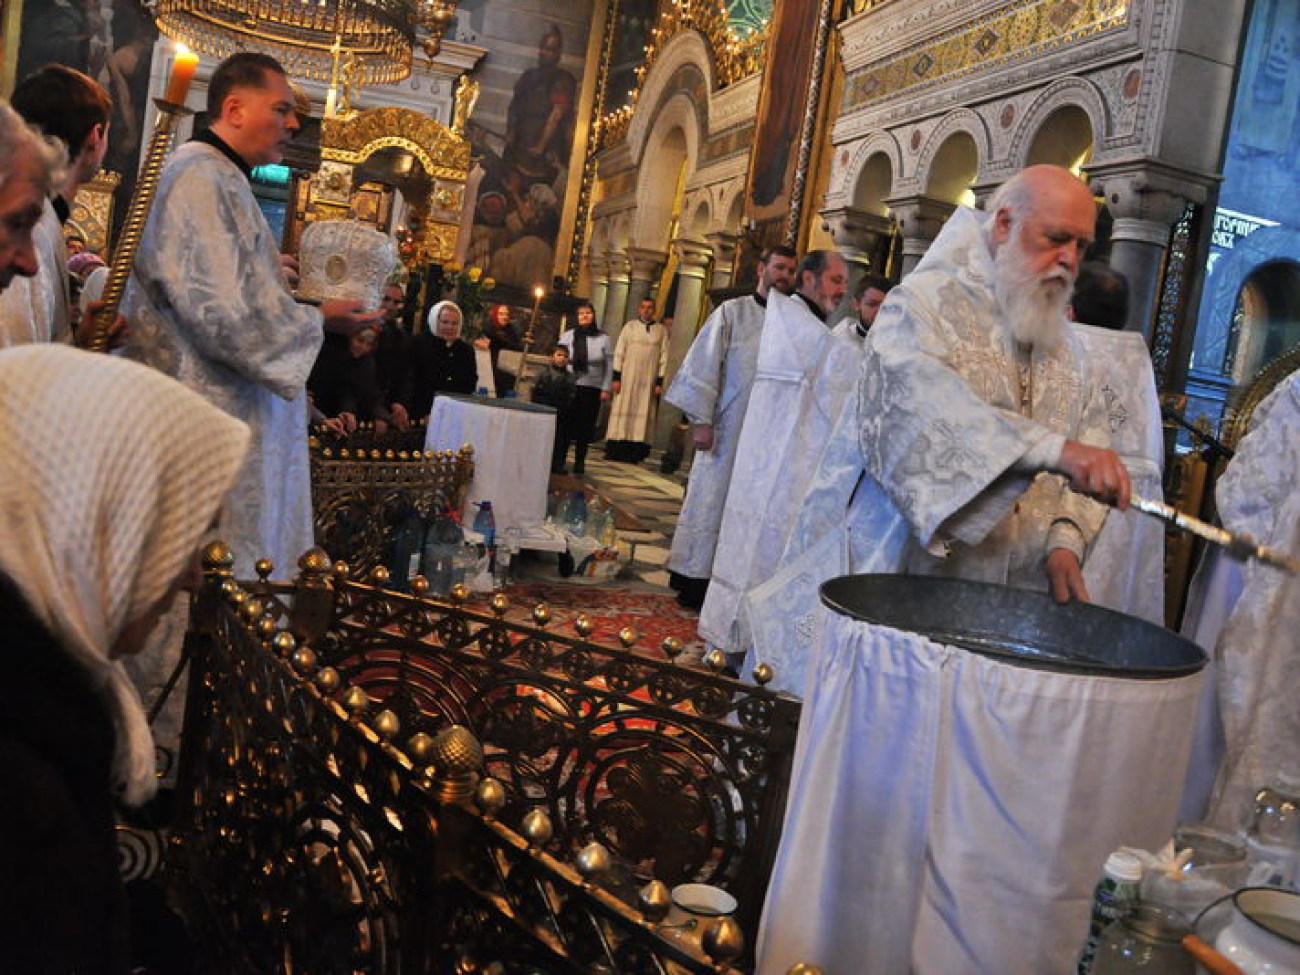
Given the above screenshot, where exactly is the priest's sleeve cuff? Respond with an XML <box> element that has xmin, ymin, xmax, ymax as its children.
<box><xmin>1013</xmin><ymin>432</ymin><xmax>1066</xmax><ymax>474</ymax></box>
<box><xmin>1047</xmin><ymin>518</ymin><xmax>1086</xmax><ymax>561</ymax></box>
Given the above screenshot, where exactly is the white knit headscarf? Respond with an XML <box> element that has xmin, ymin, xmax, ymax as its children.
<box><xmin>427</xmin><ymin>299</ymin><xmax>465</xmax><ymax>340</ymax></box>
<box><xmin>0</xmin><ymin>345</ymin><xmax>250</xmax><ymax>805</ymax></box>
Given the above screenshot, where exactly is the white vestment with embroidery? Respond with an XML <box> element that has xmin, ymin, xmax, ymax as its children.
<box><xmin>125</xmin><ymin>141</ymin><xmax>322</xmax><ymax>577</ymax></box>
<box><xmin>697</xmin><ymin>291</ymin><xmax>861</xmax><ymax>653</ymax></box>
<box><xmin>743</xmin><ymin>207</ymin><xmax>1117</xmax><ymax>697</ymax></box>
<box><xmin>665</xmin><ymin>294</ymin><xmax>765</xmax><ymax>579</ymax></box>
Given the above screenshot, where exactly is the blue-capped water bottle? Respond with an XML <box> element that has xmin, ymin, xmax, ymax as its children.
<box><xmin>472</xmin><ymin>500</ymin><xmax>497</xmax><ymax>579</ymax></box>
<box><xmin>472</xmin><ymin>500</ymin><xmax>496</xmax><ymax>549</ymax></box>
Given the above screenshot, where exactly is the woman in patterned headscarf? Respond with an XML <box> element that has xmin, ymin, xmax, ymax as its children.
<box><xmin>0</xmin><ymin>344</ymin><xmax>249</xmax><ymax>974</ymax></box>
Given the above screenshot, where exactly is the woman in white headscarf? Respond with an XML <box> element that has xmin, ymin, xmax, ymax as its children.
<box><xmin>0</xmin><ymin>344</ymin><xmax>249</xmax><ymax>975</ymax></box>
<box><xmin>410</xmin><ymin>299</ymin><xmax>478</xmax><ymax>420</ymax></box>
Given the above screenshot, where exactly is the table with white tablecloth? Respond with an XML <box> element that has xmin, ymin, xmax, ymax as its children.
<box><xmin>425</xmin><ymin>393</ymin><xmax>563</xmax><ymax>550</ymax></box>
<box><xmin>756</xmin><ymin>605</ymin><xmax>1205</xmax><ymax>975</ymax></box>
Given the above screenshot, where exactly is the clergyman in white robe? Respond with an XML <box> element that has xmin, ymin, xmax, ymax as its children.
<box><xmin>1074</xmin><ymin>323</ymin><xmax>1165</xmax><ymax>624</ymax></box>
<box><xmin>698</xmin><ymin>289</ymin><xmax>861</xmax><ymax>655</ymax></box>
<box><xmin>664</xmin><ymin>292</ymin><xmax>767</xmax><ymax>585</ymax></box>
<box><xmin>125</xmin><ymin>139</ymin><xmax>322</xmax><ymax>577</ymax></box>
<box><xmin>605</xmin><ymin>316</ymin><xmax>668</xmax><ymax>456</ymax></box>
<box><xmin>1181</xmin><ymin>372</ymin><xmax>1300</xmax><ymax>828</ymax></box>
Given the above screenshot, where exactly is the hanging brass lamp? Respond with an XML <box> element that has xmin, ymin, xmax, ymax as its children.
<box><xmin>153</xmin><ymin>0</ymin><xmax>419</xmax><ymax>85</ymax></box>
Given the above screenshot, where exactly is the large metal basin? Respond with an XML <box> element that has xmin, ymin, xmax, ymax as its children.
<box><xmin>820</xmin><ymin>574</ymin><xmax>1205</xmax><ymax>679</ymax></box>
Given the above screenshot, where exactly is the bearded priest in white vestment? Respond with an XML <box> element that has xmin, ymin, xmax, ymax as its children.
<box><xmin>126</xmin><ymin>54</ymin><xmax>376</xmax><ymax>576</ymax></box>
<box><xmin>604</xmin><ymin>298</ymin><xmax>669</xmax><ymax>463</ymax></box>
<box><xmin>697</xmin><ymin>250</ymin><xmax>857</xmax><ymax>657</ymax></box>
<box><xmin>754</xmin><ymin>166</ymin><xmax>1148</xmax><ymax>975</ymax></box>
<box><xmin>742</xmin><ymin>166</ymin><xmax>1135</xmax><ymax>696</ymax></box>
<box><xmin>664</xmin><ymin>246</ymin><xmax>797</xmax><ymax>608</ymax></box>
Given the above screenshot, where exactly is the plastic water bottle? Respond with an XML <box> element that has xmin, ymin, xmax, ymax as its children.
<box><xmin>599</xmin><ymin>504</ymin><xmax>619</xmax><ymax>548</ymax></box>
<box><xmin>388</xmin><ymin>499</ymin><xmax>425</xmax><ymax>592</ymax></box>
<box><xmin>587</xmin><ymin>498</ymin><xmax>605</xmax><ymax>538</ymax></box>
<box><xmin>472</xmin><ymin>500</ymin><xmax>497</xmax><ymax>578</ymax></box>
<box><xmin>420</xmin><ymin>507</ymin><xmax>464</xmax><ymax>595</ymax></box>
<box><xmin>565</xmin><ymin>491</ymin><xmax>587</xmax><ymax>536</ymax></box>
<box><xmin>472</xmin><ymin>500</ymin><xmax>496</xmax><ymax>549</ymax></box>
<box><xmin>1077</xmin><ymin>849</ymin><xmax>1143</xmax><ymax>975</ymax></box>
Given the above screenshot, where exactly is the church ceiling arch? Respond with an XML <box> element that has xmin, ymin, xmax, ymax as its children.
<box><xmin>722</xmin><ymin>185</ymin><xmax>745</xmax><ymax>234</ymax></box>
<box><xmin>686</xmin><ymin>195</ymin><xmax>713</xmax><ymax>237</ymax></box>
<box><xmin>1010</xmin><ymin>77</ymin><xmax>1109</xmax><ymax>169</ymax></box>
<box><xmin>852</xmin><ymin>150</ymin><xmax>897</xmax><ymax>218</ymax></box>
<box><xmin>611</xmin><ymin>213</ymin><xmax>634</xmax><ymax>252</ymax></box>
<box><xmin>1024</xmin><ymin>104</ymin><xmax>1095</xmax><ymax>173</ymax></box>
<box><xmin>839</xmin><ymin>131</ymin><xmax>902</xmax><ymax>211</ymax></box>
<box><xmin>915</xmin><ymin>109</ymin><xmax>989</xmax><ymax>198</ymax></box>
<box><xmin>627</xmin><ymin>32</ymin><xmax>713</xmax><ymax>161</ymax></box>
<box><xmin>591</xmin><ymin>217</ymin><xmax>613</xmax><ymax>256</ymax></box>
<box><xmin>634</xmin><ymin>113</ymin><xmax>694</xmax><ymax>249</ymax></box>
<box><xmin>1205</xmin><ymin>228</ymin><xmax>1300</xmax><ymax>384</ymax></box>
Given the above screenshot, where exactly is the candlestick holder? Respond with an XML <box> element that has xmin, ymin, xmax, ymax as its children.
<box><xmin>86</xmin><ymin>97</ymin><xmax>194</xmax><ymax>354</ymax></box>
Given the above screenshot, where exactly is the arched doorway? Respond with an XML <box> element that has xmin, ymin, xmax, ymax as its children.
<box><xmin>1227</xmin><ymin>259</ymin><xmax>1300</xmax><ymax>385</ymax></box>
<box><xmin>926</xmin><ymin>131</ymin><xmax>978</xmax><ymax>207</ymax></box>
<box><xmin>1025</xmin><ymin>105</ymin><xmax>1094</xmax><ymax>174</ymax></box>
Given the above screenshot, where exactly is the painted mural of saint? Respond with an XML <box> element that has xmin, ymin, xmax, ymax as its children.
<box><xmin>468</xmin><ymin>24</ymin><xmax>578</xmax><ymax>289</ymax></box>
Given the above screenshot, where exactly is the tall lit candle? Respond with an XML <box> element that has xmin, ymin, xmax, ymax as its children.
<box><xmin>164</xmin><ymin>46</ymin><xmax>200</xmax><ymax>106</ymax></box>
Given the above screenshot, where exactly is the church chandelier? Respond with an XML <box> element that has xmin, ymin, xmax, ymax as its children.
<box><xmin>151</xmin><ymin>0</ymin><xmax>466</xmax><ymax>86</ymax></box>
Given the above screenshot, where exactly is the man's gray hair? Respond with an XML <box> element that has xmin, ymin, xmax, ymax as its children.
<box><xmin>986</xmin><ymin>170</ymin><xmax>1037</xmax><ymax>221</ymax></box>
<box><xmin>0</xmin><ymin>101</ymin><xmax>66</xmax><ymax>195</ymax></box>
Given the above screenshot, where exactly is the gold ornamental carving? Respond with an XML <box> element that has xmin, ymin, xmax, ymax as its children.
<box><xmin>320</xmin><ymin>106</ymin><xmax>471</xmax><ymax>180</ymax></box>
<box><xmin>69</xmin><ymin>169</ymin><xmax>121</xmax><ymax>257</ymax></box>
<box><xmin>595</xmin><ymin>0</ymin><xmax>768</xmax><ymax>150</ymax></box>
<box><xmin>313</xmin><ymin>106</ymin><xmax>472</xmax><ymax>267</ymax></box>
<box><xmin>844</xmin><ymin>0</ymin><xmax>1130</xmax><ymax>111</ymax></box>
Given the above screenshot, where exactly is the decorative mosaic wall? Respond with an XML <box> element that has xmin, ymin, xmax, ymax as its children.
<box><xmin>843</xmin><ymin>0</ymin><xmax>1130</xmax><ymax>111</ymax></box>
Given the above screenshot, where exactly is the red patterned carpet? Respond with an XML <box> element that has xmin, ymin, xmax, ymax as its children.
<box><xmin>472</xmin><ymin>583</ymin><xmax>704</xmax><ymax>657</ymax></box>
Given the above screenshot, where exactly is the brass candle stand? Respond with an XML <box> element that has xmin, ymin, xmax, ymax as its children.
<box><xmin>85</xmin><ymin>97</ymin><xmax>194</xmax><ymax>353</ymax></box>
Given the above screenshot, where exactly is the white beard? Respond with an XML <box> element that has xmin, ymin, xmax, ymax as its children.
<box><xmin>992</xmin><ymin>233</ymin><xmax>1073</xmax><ymax>353</ymax></box>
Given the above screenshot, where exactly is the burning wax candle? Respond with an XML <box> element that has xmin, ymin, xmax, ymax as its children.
<box><xmin>164</xmin><ymin>47</ymin><xmax>199</xmax><ymax>106</ymax></box>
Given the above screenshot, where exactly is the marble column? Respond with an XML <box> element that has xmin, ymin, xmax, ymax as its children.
<box><xmin>656</xmin><ymin>238</ymin><xmax>713</xmax><ymax>445</ymax></box>
<box><xmin>600</xmin><ymin>253</ymin><xmax>630</xmax><ymax>335</ymax></box>
<box><xmin>969</xmin><ymin>180</ymin><xmax>1000</xmax><ymax>211</ymax></box>
<box><xmin>614</xmin><ymin>246</ymin><xmax>667</xmax><ymax>346</ymax></box>
<box><xmin>883</xmin><ymin>195</ymin><xmax>954</xmax><ymax>277</ymax></box>
<box><xmin>820</xmin><ymin>206</ymin><xmax>895</xmax><ymax>272</ymax></box>
<box><xmin>821</xmin><ymin>205</ymin><xmax>897</xmax><ymax>321</ymax></box>
<box><xmin>584</xmin><ymin>252</ymin><xmax>610</xmax><ymax>325</ymax></box>
<box><xmin>706</xmin><ymin>231</ymin><xmax>738</xmax><ymax>290</ymax></box>
<box><xmin>1089</xmin><ymin>163</ymin><xmax>1202</xmax><ymax>340</ymax></box>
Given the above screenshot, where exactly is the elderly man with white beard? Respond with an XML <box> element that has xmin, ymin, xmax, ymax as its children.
<box><xmin>741</xmin><ymin>165</ymin><xmax>1132</xmax><ymax>699</ymax></box>
<box><xmin>753</xmin><ymin>165</ymin><xmax>1147</xmax><ymax>975</ymax></box>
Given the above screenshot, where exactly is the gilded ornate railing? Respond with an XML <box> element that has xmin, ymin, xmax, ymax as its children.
<box><xmin>308</xmin><ymin>433</ymin><xmax>475</xmax><ymax>577</ymax></box>
<box><xmin>171</xmin><ymin>545</ymin><xmax>801</xmax><ymax>971</ymax></box>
